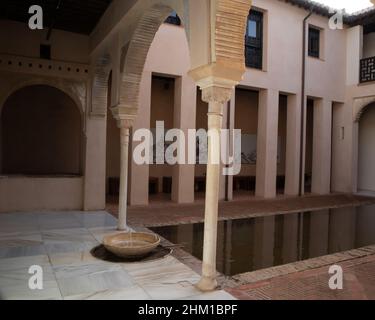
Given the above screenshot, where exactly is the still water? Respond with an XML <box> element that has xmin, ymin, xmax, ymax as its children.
<box><xmin>151</xmin><ymin>205</ymin><xmax>375</xmax><ymax>276</ymax></box>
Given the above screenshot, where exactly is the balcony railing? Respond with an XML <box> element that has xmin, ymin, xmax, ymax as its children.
<box><xmin>360</xmin><ymin>56</ymin><xmax>375</xmax><ymax>83</ymax></box>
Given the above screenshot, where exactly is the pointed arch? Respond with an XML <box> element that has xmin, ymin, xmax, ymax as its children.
<box><xmin>119</xmin><ymin>4</ymin><xmax>177</xmax><ymax>112</ymax></box>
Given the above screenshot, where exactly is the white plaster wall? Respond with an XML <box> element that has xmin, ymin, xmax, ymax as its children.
<box><xmin>331</xmin><ymin>102</ymin><xmax>348</xmax><ymax>192</ymax></box>
<box><xmin>346</xmin><ymin>26</ymin><xmax>363</xmax><ymax>86</ymax></box>
<box><xmin>241</xmin><ymin>0</ymin><xmax>346</xmax><ymax>103</ymax></box>
<box><xmin>144</xmin><ymin>23</ymin><xmax>191</xmax><ymax>74</ymax></box>
<box><xmin>0</xmin><ymin>177</ymin><xmax>83</xmax><ymax>212</ymax></box>
<box><xmin>363</xmin><ymin>32</ymin><xmax>375</xmax><ymax>58</ymax></box>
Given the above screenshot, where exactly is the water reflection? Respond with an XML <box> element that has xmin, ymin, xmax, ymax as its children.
<box><xmin>151</xmin><ymin>205</ymin><xmax>375</xmax><ymax>276</ymax></box>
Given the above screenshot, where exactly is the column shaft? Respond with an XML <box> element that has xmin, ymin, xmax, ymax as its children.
<box><xmin>118</xmin><ymin>127</ymin><xmax>130</xmax><ymax>230</ymax></box>
<box><xmin>197</xmin><ymin>100</ymin><xmax>224</xmax><ymax>292</ymax></box>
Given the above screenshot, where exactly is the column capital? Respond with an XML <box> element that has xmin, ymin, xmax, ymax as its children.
<box><xmin>189</xmin><ymin>63</ymin><xmax>242</xmax><ymax>105</ymax></box>
<box><xmin>110</xmin><ymin>104</ymin><xmax>137</xmax><ymax>129</ymax></box>
<box><xmin>201</xmin><ymin>85</ymin><xmax>233</xmax><ymax>107</ymax></box>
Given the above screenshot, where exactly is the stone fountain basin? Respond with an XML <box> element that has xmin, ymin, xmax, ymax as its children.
<box><xmin>103</xmin><ymin>232</ymin><xmax>161</xmax><ymax>259</ymax></box>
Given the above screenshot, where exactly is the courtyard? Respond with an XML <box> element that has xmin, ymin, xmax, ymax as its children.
<box><xmin>1</xmin><ymin>0</ymin><xmax>375</xmax><ymax>304</ymax></box>
<box><xmin>1</xmin><ymin>194</ymin><xmax>375</xmax><ymax>300</ymax></box>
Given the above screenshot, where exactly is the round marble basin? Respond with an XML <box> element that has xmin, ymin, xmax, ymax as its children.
<box><xmin>103</xmin><ymin>232</ymin><xmax>161</xmax><ymax>259</ymax></box>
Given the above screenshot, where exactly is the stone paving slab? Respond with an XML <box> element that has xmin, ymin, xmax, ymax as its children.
<box><xmin>0</xmin><ymin>211</ymin><xmax>232</xmax><ymax>300</ymax></box>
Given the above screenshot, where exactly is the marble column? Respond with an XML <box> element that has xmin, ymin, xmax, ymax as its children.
<box><xmin>196</xmin><ymin>84</ymin><xmax>233</xmax><ymax>292</ymax></box>
<box><xmin>256</xmin><ymin>89</ymin><xmax>279</xmax><ymax>199</ymax></box>
<box><xmin>111</xmin><ymin>105</ymin><xmax>137</xmax><ymax>231</ymax></box>
<box><xmin>117</xmin><ymin>126</ymin><xmax>130</xmax><ymax>230</ymax></box>
<box><xmin>311</xmin><ymin>99</ymin><xmax>332</xmax><ymax>195</ymax></box>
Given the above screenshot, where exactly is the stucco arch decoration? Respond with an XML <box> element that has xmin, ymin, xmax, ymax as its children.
<box><xmin>0</xmin><ymin>75</ymin><xmax>86</xmax><ymax>118</ymax></box>
<box><xmin>354</xmin><ymin>96</ymin><xmax>375</xmax><ymax>122</ymax></box>
<box><xmin>214</xmin><ymin>0</ymin><xmax>252</xmax><ymax>69</ymax></box>
<box><xmin>91</xmin><ymin>54</ymin><xmax>112</xmax><ymax>117</ymax></box>
<box><xmin>115</xmin><ymin>0</ymin><xmax>252</xmax><ymax>123</ymax></box>
<box><xmin>115</xmin><ymin>3</ymin><xmax>178</xmax><ymax>123</ymax></box>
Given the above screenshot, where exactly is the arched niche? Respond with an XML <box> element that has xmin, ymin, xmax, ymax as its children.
<box><xmin>1</xmin><ymin>85</ymin><xmax>83</xmax><ymax>176</ymax></box>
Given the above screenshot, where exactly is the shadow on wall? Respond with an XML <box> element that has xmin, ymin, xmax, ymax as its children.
<box><xmin>0</xmin><ymin>85</ymin><xmax>83</xmax><ymax>176</ymax></box>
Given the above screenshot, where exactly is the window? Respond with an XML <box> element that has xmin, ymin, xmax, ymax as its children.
<box><xmin>40</xmin><ymin>44</ymin><xmax>51</xmax><ymax>60</ymax></box>
<box><xmin>245</xmin><ymin>10</ymin><xmax>263</xmax><ymax>69</ymax></box>
<box><xmin>164</xmin><ymin>11</ymin><xmax>181</xmax><ymax>26</ymax></box>
<box><xmin>308</xmin><ymin>27</ymin><xmax>320</xmax><ymax>58</ymax></box>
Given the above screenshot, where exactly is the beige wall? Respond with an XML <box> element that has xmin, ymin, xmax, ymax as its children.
<box><xmin>363</xmin><ymin>32</ymin><xmax>375</xmax><ymax>58</ymax></box>
<box><xmin>305</xmin><ymin>99</ymin><xmax>314</xmax><ymax>175</ymax></box>
<box><xmin>149</xmin><ymin>76</ymin><xmax>175</xmax><ymax>191</ymax></box>
<box><xmin>0</xmin><ymin>176</ymin><xmax>83</xmax><ymax>212</ymax></box>
<box><xmin>0</xmin><ymin>20</ymin><xmax>92</xmax><ymax>212</ymax></box>
<box><xmin>235</xmin><ymin>89</ymin><xmax>258</xmax><ymax>177</ymax></box>
<box><xmin>242</xmin><ymin>0</ymin><xmax>346</xmax><ymax>103</ymax></box>
<box><xmin>0</xmin><ymin>20</ymin><xmax>90</xmax><ymax>63</ymax></box>
<box><xmin>278</xmin><ymin>96</ymin><xmax>287</xmax><ymax>176</ymax></box>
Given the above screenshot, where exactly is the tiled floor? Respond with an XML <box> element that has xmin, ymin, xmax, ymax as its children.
<box><xmin>226</xmin><ymin>254</ymin><xmax>375</xmax><ymax>300</ymax></box>
<box><xmin>0</xmin><ymin>211</ymin><xmax>234</xmax><ymax>300</ymax></box>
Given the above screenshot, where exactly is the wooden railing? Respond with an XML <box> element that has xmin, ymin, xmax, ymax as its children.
<box><xmin>360</xmin><ymin>56</ymin><xmax>375</xmax><ymax>83</ymax></box>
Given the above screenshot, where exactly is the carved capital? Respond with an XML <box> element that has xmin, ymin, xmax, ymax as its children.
<box><xmin>111</xmin><ymin>104</ymin><xmax>138</xmax><ymax>129</ymax></box>
<box><xmin>201</xmin><ymin>85</ymin><xmax>233</xmax><ymax>105</ymax></box>
<box><xmin>189</xmin><ymin>63</ymin><xmax>240</xmax><ymax>104</ymax></box>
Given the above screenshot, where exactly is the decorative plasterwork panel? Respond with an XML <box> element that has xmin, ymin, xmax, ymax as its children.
<box><xmin>215</xmin><ymin>0</ymin><xmax>252</xmax><ymax>69</ymax></box>
<box><xmin>90</xmin><ymin>54</ymin><xmax>111</xmax><ymax>118</ymax></box>
<box><xmin>0</xmin><ymin>54</ymin><xmax>90</xmax><ymax>81</ymax></box>
<box><xmin>0</xmin><ymin>71</ymin><xmax>87</xmax><ymax>116</ymax></box>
